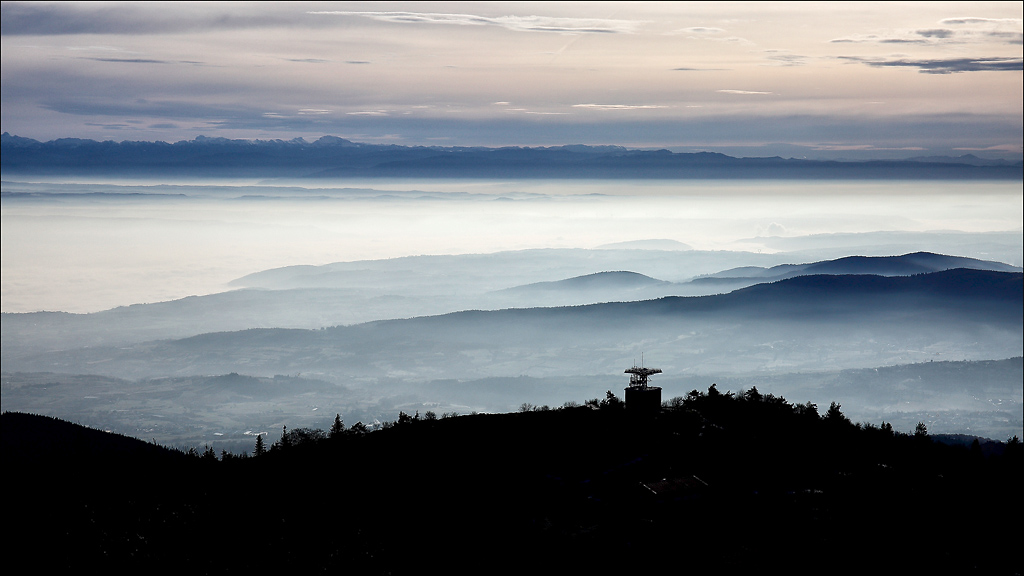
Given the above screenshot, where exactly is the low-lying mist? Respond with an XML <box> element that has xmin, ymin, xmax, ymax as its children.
<box><xmin>3</xmin><ymin>178</ymin><xmax>1020</xmax><ymax>313</ymax></box>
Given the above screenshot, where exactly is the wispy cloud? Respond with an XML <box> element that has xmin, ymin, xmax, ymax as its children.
<box><xmin>311</xmin><ymin>11</ymin><xmax>642</xmax><ymax>34</ymax></box>
<box><xmin>80</xmin><ymin>57</ymin><xmax>204</xmax><ymax>65</ymax></box>
<box><xmin>1</xmin><ymin>2</ymin><xmax>310</xmax><ymax>35</ymax></box>
<box><xmin>669</xmin><ymin>26</ymin><xmax>726</xmax><ymax>35</ymax></box>
<box><xmin>667</xmin><ymin>26</ymin><xmax>755</xmax><ymax>46</ymax></box>
<box><xmin>940</xmin><ymin>17</ymin><xmax>1023</xmax><ymax>26</ymax></box>
<box><xmin>841</xmin><ymin>56</ymin><xmax>1023</xmax><ymax>74</ymax></box>
<box><xmin>761</xmin><ymin>50</ymin><xmax>808</xmax><ymax>67</ymax></box>
<box><xmin>953</xmin><ymin>143</ymin><xmax>1022</xmax><ymax>152</ymax></box>
<box><xmin>831</xmin><ymin>33</ymin><xmax>936</xmax><ymax>45</ymax></box>
<box><xmin>811</xmin><ymin>144</ymin><xmax>925</xmax><ymax>151</ymax></box>
<box><xmin>916</xmin><ymin>29</ymin><xmax>954</xmax><ymax>39</ymax></box>
<box><xmin>572</xmin><ymin>104</ymin><xmax>668</xmax><ymax>110</ymax></box>
<box><xmin>717</xmin><ymin>90</ymin><xmax>773</xmax><ymax>95</ymax></box>
<box><xmin>832</xmin><ymin>17</ymin><xmax>1023</xmax><ymax>45</ymax></box>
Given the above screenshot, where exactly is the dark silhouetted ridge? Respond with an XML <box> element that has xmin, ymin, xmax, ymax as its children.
<box><xmin>4</xmin><ymin>396</ymin><xmax>1021</xmax><ymax>575</ymax></box>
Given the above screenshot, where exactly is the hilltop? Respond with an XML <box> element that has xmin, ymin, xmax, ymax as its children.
<box><xmin>5</xmin><ymin>387</ymin><xmax>1021</xmax><ymax>575</ymax></box>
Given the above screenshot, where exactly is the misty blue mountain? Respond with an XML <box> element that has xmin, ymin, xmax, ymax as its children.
<box><xmin>3</xmin><ymin>133</ymin><xmax>1021</xmax><ymax>179</ymax></box>
<box><xmin>37</xmin><ymin>268</ymin><xmax>1014</xmax><ymax>384</ymax></box>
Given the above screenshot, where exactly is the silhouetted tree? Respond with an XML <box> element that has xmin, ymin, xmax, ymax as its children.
<box><xmin>329</xmin><ymin>414</ymin><xmax>345</xmax><ymax>438</ymax></box>
<box><xmin>254</xmin><ymin>434</ymin><xmax>266</xmax><ymax>456</ymax></box>
<box><xmin>278</xmin><ymin>425</ymin><xmax>292</xmax><ymax>450</ymax></box>
<box><xmin>289</xmin><ymin>427</ymin><xmax>326</xmax><ymax>446</ymax></box>
<box><xmin>741</xmin><ymin>386</ymin><xmax>763</xmax><ymax>403</ymax></box>
<box><xmin>970</xmin><ymin>438</ymin><xmax>982</xmax><ymax>459</ymax></box>
<box><xmin>914</xmin><ymin>422</ymin><xmax>929</xmax><ymax>437</ymax></box>
<box><xmin>349</xmin><ymin>421</ymin><xmax>368</xmax><ymax>434</ymax></box>
<box><xmin>825</xmin><ymin>402</ymin><xmax>850</xmax><ymax>425</ymax></box>
<box><xmin>663</xmin><ymin>396</ymin><xmax>686</xmax><ymax>409</ymax></box>
<box><xmin>423</xmin><ymin>410</ymin><xmax>438</xmax><ymax>421</ymax></box>
<box><xmin>1006</xmin><ymin>435</ymin><xmax>1021</xmax><ymax>459</ymax></box>
<box><xmin>600</xmin><ymin>390</ymin><xmax>623</xmax><ymax>410</ymax></box>
<box><xmin>794</xmin><ymin>401</ymin><xmax>819</xmax><ymax>419</ymax></box>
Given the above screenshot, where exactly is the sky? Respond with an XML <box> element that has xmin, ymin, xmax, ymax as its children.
<box><xmin>2</xmin><ymin>1</ymin><xmax>1022</xmax><ymax>159</ymax></box>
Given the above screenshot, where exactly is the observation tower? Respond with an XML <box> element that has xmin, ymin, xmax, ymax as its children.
<box><xmin>625</xmin><ymin>361</ymin><xmax>662</xmax><ymax>414</ymax></box>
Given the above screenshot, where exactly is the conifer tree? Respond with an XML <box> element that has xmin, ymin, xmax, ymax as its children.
<box><xmin>330</xmin><ymin>413</ymin><xmax>345</xmax><ymax>438</ymax></box>
<box><xmin>254</xmin><ymin>433</ymin><xmax>266</xmax><ymax>456</ymax></box>
<box><xmin>279</xmin><ymin>425</ymin><xmax>292</xmax><ymax>450</ymax></box>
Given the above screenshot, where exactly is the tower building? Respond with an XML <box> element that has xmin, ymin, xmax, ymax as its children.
<box><xmin>624</xmin><ymin>362</ymin><xmax>662</xmax><ymax>414</ymax></box>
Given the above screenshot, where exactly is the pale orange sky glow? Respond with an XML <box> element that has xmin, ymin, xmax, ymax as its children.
<box><xmin>2</xmin><ymin>1</ymin><xmax>1021</xmax><ymax>157</ymax></box>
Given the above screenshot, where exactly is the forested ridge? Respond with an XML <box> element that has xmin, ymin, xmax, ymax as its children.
<box><xmin>5</xmin><ymin>387</ymin><xmax>1021</xmax><ymax>575</ymax></box>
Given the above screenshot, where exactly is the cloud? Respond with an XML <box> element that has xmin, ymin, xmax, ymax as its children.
<box><xmin>831</xmin><ymin>33</ymin><xmax>931</xmax><ymax>45</ymax></box>
<box><xmin>81</xmin><ymin>57</ymin><xmax>205</xmax><ymax>65</ymax></box>
<box><xmin>39</xmin><ymin>98</ymin><xmax>272</xmax><ymax>123</ymax></box>
<box><xmin>832</xmin><ymin>17</ymin><xmax>1023</xmax><ymax>46</ymax></box>
<box><xmin>953</xmin><ymin>143</ymin><xmax>1023</xmax><ymax>152</ymax></box>
<box><xmin>311</xmin><ymin>11</ymin><xmax>642</xmax><ymax>34</ymax></box>
<box><xmin>841</xmin><ymin>56</ymin><xmax>1023</xmax><ymax>74</ymax></box>
<box><xmin>717</xmin><ymin>90</ymin><xmax>773</xmax><ymax>95</ymax></box>
<box><xmin>810</xmin><ymin>144</ymin><xmax>926</xmax><ymax>151</ymax></box>
<box><xmin>670</xmin><ymin>27</ymin><xmax>726</xmax><ymax>34</ymax></box>
<box><xmin>916</xmin><ymin>29</ymin><xmax>954</xmax><ymax>39</ymax></box>
<box><xmin>667</xmin><ymin>26</ymin><xmax>754</xmax><ymax>45</ymax></box>
<box><xmin>761</xmin><ymin>50</ymin><xmax>808</xmax><ymax>67</ymax></box>
<box><xmin>572</xmin><ymin>104</ymin><xmax>668</xmax><ymax>110</ymax></box>
<box><xmin>0</xmin><ymin>2</ymin><xmax>311</xmax><ymax>35</ymax></box>
<box><xmin>940</xmin><ymin>17</ymin><xmax>1023</xmax><ymax>26</ymax></box>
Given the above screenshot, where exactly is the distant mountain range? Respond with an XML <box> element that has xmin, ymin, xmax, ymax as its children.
<box><xmin>3</xmin><ymin>133</ymin><xmax>1020</xmax><ymax>179</ymax></box>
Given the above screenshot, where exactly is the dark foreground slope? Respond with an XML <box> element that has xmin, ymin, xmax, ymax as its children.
<box><xmin>5</xmin><ymin>396</ymin><xmax>1021</xmax><ymax>575</ymax></box>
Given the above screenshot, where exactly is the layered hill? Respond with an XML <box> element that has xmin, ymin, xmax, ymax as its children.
<box><xmin>6</xmin><ymin>269</ymin><xmax>1020</xmax><ymax>381</ymax></box>
<box><xmin>4</xmin><ymin>251</ymin><xmax>1016</xmax><ymax>359</ymax></box>
<box><xmin>692</xmin><ymin>251</ymin><xmax>1021</xmax><ymax>290</ymax></box>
